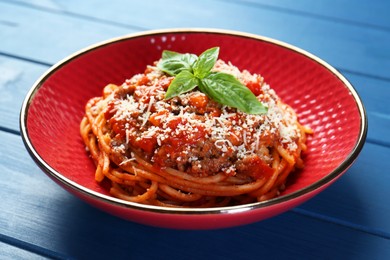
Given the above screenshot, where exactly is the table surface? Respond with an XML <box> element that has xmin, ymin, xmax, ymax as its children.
<box><xmin>1</xmin><ymin>0</ymin><xmax>389</xmax><ymax>259</ymax></box>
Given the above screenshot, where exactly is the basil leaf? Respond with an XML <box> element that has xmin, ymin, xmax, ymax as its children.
<box><xmin>158</xmin><ymin>50</ymin><xmax>197</xmax><ymax>76</ymax></box>
<box><xmin>193</xmin><ymin>47</ymin><xmax>219</xmax><ymax>79</ymax></box>
<box><xmin>159</xmin><ymin>48</ymin><xmax>267</xmax><ymax>115</ymax></box>
<box><xmin>161</xmin><ymin>50</ymin><xmax>181</xmax><ymax>60</ymax></box>
<box><xmin>165</xmin><ymin>70</ymin><xmax>199</xmax><ymax>99</ymax></box>
<box><xmin>201</xmin><ymin>72</ymin><xmax>268</xmax><ymax>114</ymax></box>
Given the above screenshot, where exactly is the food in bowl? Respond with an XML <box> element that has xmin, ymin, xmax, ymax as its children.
<box><xmin>80</xmin><ymin>47</ymin><xmax>312</xmax><ymax>207</ymax></box>
<box><xmin>21</xmin><ymin>29</ymin><xmax>367</xmax><ymax>229</ymax></box>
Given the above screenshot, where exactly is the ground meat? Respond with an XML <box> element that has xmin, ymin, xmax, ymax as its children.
<box><xmin>152</xmin><ymin>138</ymin><xmax>233</xmax><ymax>177</ymax></box>
<box><xmin>236</xmin><ymin>153</ymin><xmax>274</xmax><ymax>180</ymax></box>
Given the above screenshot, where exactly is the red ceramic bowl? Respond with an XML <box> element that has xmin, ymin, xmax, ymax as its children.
<box><xmin>20</xmin><ymin>29</ymin><xmax>367</xmax><ymax>229</ymax></box>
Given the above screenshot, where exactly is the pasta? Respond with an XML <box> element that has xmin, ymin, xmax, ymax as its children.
<box><xmin>80</xmin><ymin>57</ymin><xmax>312</xmax><ymax>208</ymax></box>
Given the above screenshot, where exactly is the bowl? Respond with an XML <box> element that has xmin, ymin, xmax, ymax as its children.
<box><xmin>20</xmin><ymin>28</ymin><xmax>367</xmax><ymax>229</ymax></box>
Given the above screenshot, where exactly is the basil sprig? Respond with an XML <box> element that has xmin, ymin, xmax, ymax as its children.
<box><xmin>158</xmin><ymin>47</ymin><xmax>268</xmax><ymax>114</ymax></box>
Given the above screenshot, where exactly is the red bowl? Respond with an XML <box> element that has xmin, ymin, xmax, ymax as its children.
<box><xmin>20</xmin><ymin>29</ymin><xmax>367</xmax><ymax>229</ymax></box>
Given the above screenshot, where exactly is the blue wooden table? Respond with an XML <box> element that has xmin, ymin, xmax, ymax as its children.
<box><xmin>1</xmin><ymin>0</ymin><xmax>389</xmax><ymax>259</ymax></box>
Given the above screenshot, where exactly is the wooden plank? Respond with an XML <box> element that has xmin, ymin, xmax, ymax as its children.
<box><xmin>0</xmin><ymin>131</ymin><xmax>390</xmax><ymax>258</ymax></box>
<box><xmin>365</xmin><ymin>112</ymin><xmax>390</xmax><ymax>147</ymax></box>
<box><xmin>0</xmin><ymin>241</ymin><xmax>49</xmax><ymax>260</ymax></box>
<box><xmin>0</xmin><ymin>56</ymin><xmax>49</xmax><ymax>133</ymax></box>
<box><xmin>0</xmin><ymin>1</ymin><xmax>135</xmax><ymax>64</ymax></box>
<box><xmin>9</xmin><ymin>0</ymin><xmax>390</xmax><ymax>29</ymax></box>
<box><xmin>1</xmin><ymin>1</ymin><xmax>390</xmax><ymax>79</ymax></box>
<box><xmin>225</xmin><ymin>0</ymin><xmax>390</xmax><ymax>29</ymax></box>
<box><xmin>299</xmin><ymin>142</ymin><xmax>390</xmax><ymax>234</ymax></box>
<box><xmin>343</xmin><ymin>72</ymin><xmax>390</xmax><ymax>146</ymax></box>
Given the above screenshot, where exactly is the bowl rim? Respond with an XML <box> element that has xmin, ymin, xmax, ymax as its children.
<box><xmin>20</xmin><ymin>28</ymin><xmax>368</xmax><ymax>215</ymax></box>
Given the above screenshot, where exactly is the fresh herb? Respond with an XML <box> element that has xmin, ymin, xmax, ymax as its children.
<box><xmin>158</xmin><ymin>47</ymin><xmax>268</xmax><ymax>114</ymax></box>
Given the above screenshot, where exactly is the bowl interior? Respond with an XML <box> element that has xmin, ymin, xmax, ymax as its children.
<box><xmin>24</xmin><ymin>30</ymin><xmax>364</xmax><ymax>205</ymax></box>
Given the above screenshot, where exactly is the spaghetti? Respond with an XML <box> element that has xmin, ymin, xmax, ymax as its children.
<box><xmin>80</xmin><ymin>57</ymin><xmax>312</xmax><ymax>207</ymax></box>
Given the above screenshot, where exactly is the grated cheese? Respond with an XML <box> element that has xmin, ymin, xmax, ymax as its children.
<box><xmin>108</xmin><ymin>59</ymin><xmax>301</xmax><ymax>168</ymax></box>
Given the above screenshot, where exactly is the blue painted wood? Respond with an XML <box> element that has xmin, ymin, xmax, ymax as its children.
<box><xmin>0</xmin><ymin>242</ymin><xmax>49</xmax><ymax>260</ymax></box>
<box><xmin>299</xmin><ymin>142</ymin><xmax>390</xmax><ymax>234</ymax></box>
<box><xmin>10</xmin><ymin>0</ymin><xmax>390</xmax><ymax>29</ymax></box>
<box><xmin>342</xmin><ymin>72</ymin><xmax>390</xmax><ymax>146</ymax></box>
<box><xmin>0</xmin><ymin>1</ymin><xmax>135</xmax><ymax>63</ymax></box>
<box><xmin>224</xmin><ymin>0</ymin><xmax>390</xmax><ymax>29</ymax></box>
<box><xmin>1</xmin><ymin>0</ymin><xmax>390</xmax><ymax>258</ymax></box>
<box><xmin>0</xmin><ymin>56</ymin><xmax>49</xmax><ymax>133</ymax></box>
